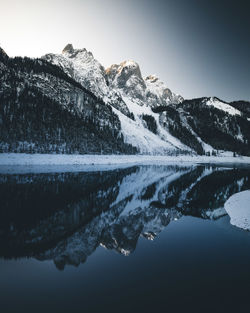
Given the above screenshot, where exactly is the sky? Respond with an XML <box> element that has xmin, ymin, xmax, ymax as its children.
<box><xmin>0</xmin><ymin>0</ymin><xmax>249</xmax><ymax>101</ymax></box>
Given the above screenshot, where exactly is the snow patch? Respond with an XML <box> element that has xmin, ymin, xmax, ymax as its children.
<box><xmin>0</xmin><ymin>153</ymin><xmax>250</xmax><ymax>168</ymax></box>
<box><xmin>113</xmin><ymin>96</ymin><xmax>191</xmax><ymax>154</ymax></box>
<box><xmin>224</xmin><ymin>190</ymin><xmax>250</xmax><ymax>230</ymax></box>
<box><xmin>205</xmin><ymin>97</ymin><xmax>242</xmax><ymax>116</ymax></box>
<box><xmin>206</xmin><ymin>207</ymin><xmax>227</xmax><ymax>220</ymax></box>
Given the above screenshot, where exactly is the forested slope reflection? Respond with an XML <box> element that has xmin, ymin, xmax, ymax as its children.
<box><xmin>0</xmin><ymin>165</ymin><xmax>249</xmax><ymax>270</ymax></box>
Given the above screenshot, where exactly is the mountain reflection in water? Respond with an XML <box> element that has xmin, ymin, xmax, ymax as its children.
<box><xmin>0</xmin><ymin>165</ymin><xmax>249</xmax><ymax>270</ymax></box>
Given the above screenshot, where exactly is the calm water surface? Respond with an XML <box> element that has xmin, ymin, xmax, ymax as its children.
<box><xmin>0</xmin><ymin>164</ymin><xmax>250</xmax><ymax>313</ymax></box>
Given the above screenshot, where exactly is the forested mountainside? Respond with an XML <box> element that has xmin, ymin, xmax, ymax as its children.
<box><xmin>1</xmin><ymin>44</ymin><xmax>250</xmax><ymax>156</ymax></box>
<box><xmin>0</xmin><ymin>47</ymin><xmax>136</xmax><ymax>154</ymax></box>
<box><xmin>154</xmin><ymin>97</ymin><xmax>250</xmax><ymax>156</ymax></box>
<box><xmin>230</xmin><ymin>100</ymin><xmax>250</xmax><ymax>119</ymax></box>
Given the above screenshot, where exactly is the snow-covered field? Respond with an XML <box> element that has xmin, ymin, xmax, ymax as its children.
<box><xmin>0</xmin><ymin>153</ymin><xmax>250</xmax><ymax>167</ymax></box>
<box><xmin>224</xmin><ymin>190</ymin><xmax>250</xmax><ymax>231</ymax></box>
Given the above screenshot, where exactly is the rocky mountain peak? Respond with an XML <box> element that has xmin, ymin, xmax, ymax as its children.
<box><xmin>145</xmin><ymin>75</ymin><xmax>159</xmax><ymax>83</ymax></box>
<box><xmin>62</xmin><ymin>44</ymin><xmax>94</xmax><ymax>60</ymax></box>
<box><xmin>119</xmin><ymin>59</ymin><xmax>139</xmax><ymax>70</ymax></box>
<box><xmin>106</xmin><ymin>60</ymin><xmax>143</xmax><ymax>81</ymax></box>
<box><xmin>117</xmin><ymin>60</ymin><xmax>143</xmax><ymax>80</ymax></box>
<box><xmin>62</xmin><ymin>43</ymin><xmax>74</xmax><ymax>54</ymax></box>
<box><xmin>105</xmin><ymin>60</ymin><xmax>146</xmax><ymax>101</ymax></box>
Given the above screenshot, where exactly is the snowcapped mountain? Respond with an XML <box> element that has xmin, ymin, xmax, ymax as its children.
<box><xmin>41</xmin><ymin>44</ymin><xmax>250</xmax><ymax>156</ymax></box>
<box><xmin>42</xmin><ymin>45</ymin><xmax>193</xmax><ymax>154</ymax></box>
<box><xmin>0</xmin><ymin>43</ymin><xmax>250</xmax><ymax>156</ymax></box>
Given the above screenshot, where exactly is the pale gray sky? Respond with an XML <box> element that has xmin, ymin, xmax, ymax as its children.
<box><xmin>1</xmin><ymin>0</ymin><xmax>249</xmax><ymax>101</ymax></box>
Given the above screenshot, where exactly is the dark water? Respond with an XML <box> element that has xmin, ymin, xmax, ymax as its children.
<box><xmin>0</xmin><ymin>164</ymin><xmax>250</xmax><ymax>313</ymax></box>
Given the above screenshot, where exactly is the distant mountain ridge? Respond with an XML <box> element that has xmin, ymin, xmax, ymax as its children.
<box><xmin>0</xmin><ymin>44</ymin><xmax>250</xmax><ymax>156</ymax></box>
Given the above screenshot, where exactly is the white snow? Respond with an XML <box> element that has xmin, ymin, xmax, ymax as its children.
<box><xmin>224</xmin><ymin>190</ymin><xmax>250</xmax><ymax>230</ymax></box>
<box><xmin>112</xmin><ymin>96</ymin><xmax>190</xmax><ymax>154</ymax></box>
<box><xmin>0</xmin><ymin>153</ymin><xmax>250</xmax><ymax>169</ymax></box>
<box><xmin>206</xmin><ymin>207</ymin><xmax>227</xmax><ymax>220</ymax></box>
<box><xmin>205</xmin><ymin>97</ymin><xmax>242</xmax><ymax>116</ymax></box>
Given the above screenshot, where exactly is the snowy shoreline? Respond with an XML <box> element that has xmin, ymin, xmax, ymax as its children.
<box><xmin>0</xmin><ymin>153</ymin><xmax>250</xmax><ymax>166</ymax></box>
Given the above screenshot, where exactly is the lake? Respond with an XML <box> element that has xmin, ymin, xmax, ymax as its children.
<box><xmin>0</xmin><ymin>164</ymin><xmax>250</xmax><ymax>313</ymax></box>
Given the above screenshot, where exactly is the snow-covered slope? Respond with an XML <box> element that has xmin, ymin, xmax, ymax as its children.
<box><xmin>205</xmin><ymin>97</ymin><xmax>242</xmax><ymax>116</ymax></box>
<box><xmin>112</xmin><ymin>97</ymin><xmax>191</xmax><ymax>154</ymax></box>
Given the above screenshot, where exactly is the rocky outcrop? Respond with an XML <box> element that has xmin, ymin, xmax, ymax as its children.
<box><xmin>106</xmin><ymin>60</ymin><xmax>147</xmax><ymax>103</ymax></box>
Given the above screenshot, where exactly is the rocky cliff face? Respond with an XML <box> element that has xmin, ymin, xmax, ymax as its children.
<box><xmin>145</xmin><ymin>74</ymin><xmax>183</xmax><ymax>107</ymax></box>
<box><xmin>105</xmin><ymin>61</ymin><xmax>183</xmax><ymax>107</ymax></box>
<box><xmin>106</xmin><ymin>60</ymin><xmax>147</xmax><ymax>103</ymax></box>
<box><xmin>43</xmin><ymin>44</ymin><xmax>131</xmax><ymax>117</ymax></box>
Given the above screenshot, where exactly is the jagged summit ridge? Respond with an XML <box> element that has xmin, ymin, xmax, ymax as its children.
<box><xmin>43</xmin><ymin>45</ymin><xmax>131</xmax><ymax>117</ymax></box>
<box><xmin>145</xmin><ymin>74</ymin><xmax>183</xmax><ymax>107</ymax></box>
<box><xmin>105</xmin><ymin>59</ymin><xmax>183</xmax><ymax>107</ymax></box>
<box><xmin>44</xmin><ymin>44</ymin><xmax>183</xmax><ymax>110</ymax></box>
<box><xmin>62</xmin><ymin>43</ymin><xmax>74</xmax><ymax>54</ymax></box>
